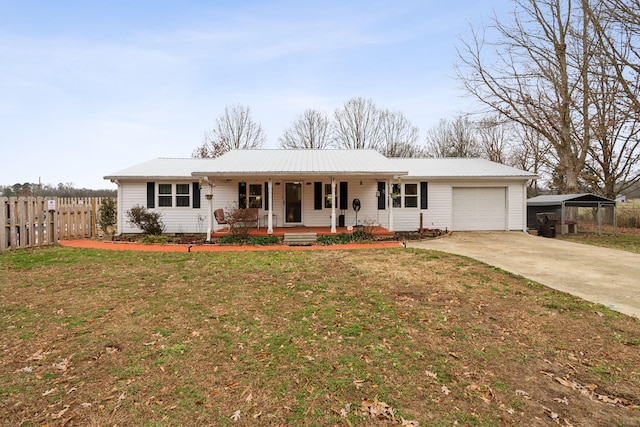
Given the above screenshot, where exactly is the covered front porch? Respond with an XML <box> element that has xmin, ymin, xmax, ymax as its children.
<box><xmin>211</xmin><ymin>225</ymin><xmax>395</xmax><ymax>239</ymax></box>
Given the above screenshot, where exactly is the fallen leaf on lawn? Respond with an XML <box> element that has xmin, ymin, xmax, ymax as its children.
<box><xmin>53</xmin><ymin>358</ymin><xmax>70</xmax><ymax>371</ymax></box>
<box><xmin>361</xmin><ymin>396</ymin><xmax>395</xmax><ymax>421</ymax></box>
<box><xmin>253</xmin><ymin>411</ymin><xmax>262</xmax><ymax>419</ymax></box>
<box><xmin>554</xmin><ymin>397</ymin><xmax>569</xmax><ymax>405</ymax></box>
<box><xmin>515</xmin><ymin>389</ymin><xmax>530</xmax><ymax>399</ymax></box>
<box><xmin>42</xmin><ymin>387</ymin><xmax>57</xmax><ymax>396</ymax></box>
<box><xmin>51</xmin><ymin>405</ymin><xmax>69</xmax><ymax>419</ymax></box>
<box><xmin>303</xmin><ymin>355</ymin><xmax>315</xmax><ymax>361</ymax></box>
<box><xmin>339</xmin><ymin>403</ymin><xmax>351</xmax><ymax>418</ymax></box>
<box><xmin>27</xmin><ymin>349</ymin><xmax>50</xmax><ymax>361</ymax></box>
<box><xmin>143</xmin><ymin>341</ymin><xmax>156</xmax><ymax>346</ymax></box>
<box><xmin>554</xmin><ymin>377</ymin><xmax>575</xmax><ymax>389</ymax></box>
<box><xmin>401</xmin><ymin>417</ymin><xmax>420</xmax><ymax>426</ymax></box>
<box><xmin>441</xmin><ymin>385</ymin><xmax>451</xmax><ymax>396</ymax></box>
<box><xmin>424</xmin><ymin>370</ymin><xmax>437</xmax><ymax>379</ymax></box>
<box><xmin>15</xmin><ymin>366</ymin><xmax>33</xmax><ymax>373</ymax></box>
<box><xmin>353</xmin><ymin>379</ymin><xmax>365</xmax><ymax>389</ymax></box>
<box><xmin>231</xmin><ymin>409</ymin><xmax>241</xmax><ymax>421</ymax></box>
<box><xmin>80</xmin><ymin>402</ymin><xmax>92</xmax><ymax>408</ymax></box>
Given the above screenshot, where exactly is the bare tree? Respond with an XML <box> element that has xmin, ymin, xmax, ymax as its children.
<box><xmin>425</xmin><ymin>116</ymin><xmax>481</xmax><ymax>158</ymax></box>
<box><xmin>332</xmin><ymin>97</ymin><xmax>384</xmax><ymax>150</ymax></box>
<box><xmin>278</xmin><ymin>109</ymin><xmax>332</xmax><ymax>149</ymax></box>
<box><xmin>456</xmin><ymin>0</ymin><xmax>590</xmax><ymax>194</ymax></box>
<box><xmin>193</xmin><ymin>104</ymin><xmax>266</xmax><ymax>158</ymax></box>
<box><xmin>509</xmin><ymin>124</ymin><xmax>554</xmax><ymax>196</ymax></box>
<box><xmin>475</xmin><ymin>115</ymin><xmax>513</xmax><ymax>163</ymax></box>
<box><xmin>587</xmin><ymin>0</ymin><xmax>640</xmax><ymax>112</ymax></box>
<box><xmin>584</xmin><ymin>43</ymin><xmax>640</xmax><ymax>199</ymax></box>
<box><xmin>378</xmin><ymin>110</ymin><xmax>423</xmax><ymax>157</ymax></box>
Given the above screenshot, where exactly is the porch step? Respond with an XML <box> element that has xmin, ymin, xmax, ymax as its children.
<box><xmin>283</xmin><ymin>232</ymin><xmax>317</xmax><ymax>246</ymax></box>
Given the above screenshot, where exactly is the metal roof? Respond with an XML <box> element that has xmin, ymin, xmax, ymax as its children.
<box><xmin>391</xmin><ymin>158</ymin><xmax>537</xmax><ymax>179</ymax></box>
<box><xmin>191</xmin><ymin>149</ymin><xmax>408</xmax><ymax>177</ymax></box>
<box><xmin>104</xmin><ymin>151</ymin><xmax>536</xmax><ymax>181</ymax></box>
<box><xmin>527</xmin><ymin>193</ymin><xmax>616</xmax><ymax>206</ymax></box>
<box><xmin>104</xmin><ymin>158</ymin><xmax>217</xmax><ymax>180</ymax></box>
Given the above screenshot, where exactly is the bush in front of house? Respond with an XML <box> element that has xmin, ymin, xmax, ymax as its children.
<box><xmin>98</xmin><ymin>198</ymin><xmax>117</xmax><ymax>235</ymax></box>
<box><xmin>218</xmin><ymin>235</ymin><xmax>280</xmax><ymax>246</ymax></box>
<box><xmin>126</xmin><ymin>205</ymin><xmax>165</xmax><ymax>235</ymax></box>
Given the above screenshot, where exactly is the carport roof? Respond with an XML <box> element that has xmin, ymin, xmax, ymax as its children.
<box><xmin>527</xmin><ymin>193</ymin><xmax>616</xmax><ymax>206</ymax></box>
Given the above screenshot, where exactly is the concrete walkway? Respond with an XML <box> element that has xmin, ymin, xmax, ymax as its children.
<box><xmin>409</xmin><ymin>232</ymin><xmax>640</xmax><ymax>319</ymax></box>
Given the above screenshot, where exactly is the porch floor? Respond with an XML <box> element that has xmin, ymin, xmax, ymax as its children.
<box><xmin>211</xmin><ymin>226</ymin><xmax>394</xmax><ymax>238</ymax></box>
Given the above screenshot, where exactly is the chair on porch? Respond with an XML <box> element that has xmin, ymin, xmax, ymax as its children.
<box><xmin>214</xmin><ymin>209</ymin><xmax>227</xmax><ymax>225</ymax></box>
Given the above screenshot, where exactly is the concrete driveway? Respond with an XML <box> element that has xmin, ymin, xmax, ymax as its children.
<box><xmin>409</xmin><ymin>232</ymin><xmax>640</xmax><ymax>319</ymax></box>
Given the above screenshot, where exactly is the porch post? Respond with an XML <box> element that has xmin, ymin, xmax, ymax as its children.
<box><xmin>267</xmin><ymin>178</ymin><xmax>273</xmax><ymax>234</ymax></box>
<box><xmin>387</xmin><ymin>178</ymin><xmax>394</xmax><ymax>232</ymax></box>
<box><xmin>205</xmin><ymin>188</ymin><xmax>214</xmax><ymax>242</ymax></box>
<box><xmin>331</xmin><ymin>177</ymin><xmax>336</xmax><ymax>233</ymax></box>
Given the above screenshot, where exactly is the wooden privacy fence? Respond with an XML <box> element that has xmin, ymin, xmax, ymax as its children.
<box><xmin>1</xmin><ymin>197</ymin><xmax>58</xmax><ymax>251</ymax></box>
<box><xmin>1</xmin><ymin>196</ymin><xmax>114</xmax><ymax>251</ymax></box>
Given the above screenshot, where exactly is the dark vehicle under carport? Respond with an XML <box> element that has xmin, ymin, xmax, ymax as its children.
<box><xmin>526</xmin><ymin>193</ymin><xmax>617</xmax><ymax>236</ymax></box>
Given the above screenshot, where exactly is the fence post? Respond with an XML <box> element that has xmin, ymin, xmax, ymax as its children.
<box><xmin>91</xmin><ymin>198</ymin><xmax>98</xmax><ymax>237</ymax></box>
<box><xmin>9</xmin><ymin>197</ymin><xmax>18</xmax><ymax>250</ymax></box>
<box><xmin>0</xmin><ymin>197</ymin><xmax>7</xmax><ymax>251</ymax></box>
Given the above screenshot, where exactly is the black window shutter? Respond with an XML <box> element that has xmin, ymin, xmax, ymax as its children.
<box><xmin>314</xmin><ymin>182</ymin><xmax>322</xmax><ymax>210</ymax></box>
<box><xmin>238</xmin><ymin>182</ymin><xmax>247</xmax><ymax>209</ymax></box>
<box><xmin>192</xmin><ymin>182</ymin><xmax>201</xmax><ymax>208</ymax></box>
<box><xmin>339</xmin><ymin>182</ymin><xmax>348</xmax><ymax>210</ymax></box>
<box><xmin>420</xmin><ymin>182</ymin><xmax>428</xmax><ymax>209</ymax></box>
<box><xmin>147</xmin><ymin>182</ymin><xmax>155</xmax><ymax>208</ymax></box>
<box><xmin>264</xmin><ymin>182</ymin><xmax>269</xmax><ymax>210</ymax></box>
<box><xmin>378</xmin><ymin>182</ymin><xmax>386</xmax><ymax>210</ymax></box>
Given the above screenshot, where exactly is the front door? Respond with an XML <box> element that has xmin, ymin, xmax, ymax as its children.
<box><xmin>285</xmin><ymin>182</ymin><xmax>302</xmax><ymax>224</ymax></box>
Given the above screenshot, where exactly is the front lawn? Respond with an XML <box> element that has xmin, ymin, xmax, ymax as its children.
<box><xmin>1</xmin><ymin>246</ymin><xmax>639</xmax><ymax>426</ymax></box>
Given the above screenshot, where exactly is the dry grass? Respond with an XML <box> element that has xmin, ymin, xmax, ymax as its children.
<box><xmin>1</xmin><ymin>246</ymin><xmax>639</xmax><ymax>426</ymax></box>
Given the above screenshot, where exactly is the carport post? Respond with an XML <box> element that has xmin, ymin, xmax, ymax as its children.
<box><xmin>560</xmin><ymin>202</ymin><xmax>566</xmax><ymax>235</ymax></box>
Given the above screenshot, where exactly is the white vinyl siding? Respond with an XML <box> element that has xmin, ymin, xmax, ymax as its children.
<box><xmin>117</xmin><ymin>181</ymin><xmax>207</xmax><ymax>234</ymax></box>
<box><xmin>508</xmin><ymin>184</ymin><xmax>525</xmax><ymax>231</ymax></box>
<box><xmin>452</xmin><ymin>187</ymin><xmax>507</xmax><ymax>231</ymax></box>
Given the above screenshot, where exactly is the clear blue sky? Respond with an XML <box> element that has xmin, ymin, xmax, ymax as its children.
<box><xmin>1</xmin><ymin>0</ymin><xmax>508</xmax><ymax>189</ymax></box>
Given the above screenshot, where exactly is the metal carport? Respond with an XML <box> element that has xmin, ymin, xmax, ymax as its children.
<box><xmin>527</xmin><ymin>193</ymin><xmax>617</xmax><ymax>235</ymax></box>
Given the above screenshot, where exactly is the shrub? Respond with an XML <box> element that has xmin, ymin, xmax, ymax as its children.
<box><xmin>126</xmin><ymin>205</ymin><xmax>165</xmax><ymax>235</ymax></box>
<box><xmin>316</xmin><ymin>233</ymin><xmax>351</xmax><ymax>245</ymax></box>
<box><xmin>141</xmin><ymin>234</ymin><xmax>170</xmax><ymax>244</ymax></box>
<box><xmin>217</xmin><ymin>235</ymin><xmax>279</xmax><ymax>246</ymax></box>
<box><xmin>247</xmin><ymin>236</ymin><xmax>280</xmax><ymax>246</ymax></box>
<box><xmin>227</xmin><ymin>209</ymin><xmax>256</xmax><ymax>240</ymax></box>
<box><xmin>98</xmin><ymin>198</ymin><xmax>117</xmax><ymax>235</ymax></box>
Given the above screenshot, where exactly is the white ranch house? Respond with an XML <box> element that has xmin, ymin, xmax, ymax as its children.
<box><xmin>104</xmin><ymin>149</ymin><xmax>537</xmax><ymax>238</ymax></box>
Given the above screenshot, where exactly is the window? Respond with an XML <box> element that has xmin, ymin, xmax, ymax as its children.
<box><xmin>176</xmin><ymin>184</ymin><xmax>190</xmax><ymax>207</ymax></box>
<box><xmin>248</xmin><ymin>184</ymin><xmax>262</xmax><ymax>209</ymax></box>
<box><xmin>324</xmin><ymin>184</ymin><xmax>334</xmax><ymax>208</ymax></box>
<box><xmin>238</xmin><ymin>182</ymin><xmax>247</xmax><ymax>209</ymax></box>
<box><xmin>158</xmin><ymin>184</ymin><xmax>172</xmax><ymax>207</ymax></box>
<box><xmin>391</xmin><ymin>184</ymin><xmax>401</xmax><ymax>208</ymax></box>
<box><xmin>404</xmin><ymin>184</ymin><xmax>418</xmax><ymax>208</ymax></box>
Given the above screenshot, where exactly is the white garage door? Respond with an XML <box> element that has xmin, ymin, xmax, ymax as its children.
<box><xmin>452</xmin><ymin>187</ymin><xmax>506</xmax><ymax>231</ymax></box>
